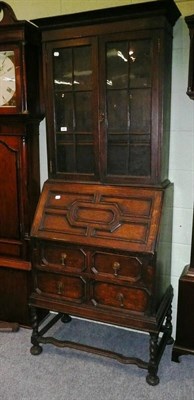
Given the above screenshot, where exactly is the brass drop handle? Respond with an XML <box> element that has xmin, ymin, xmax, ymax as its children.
<box><xmin>112</xmin><ymin>261</ymin><xmax>120</xmax><ymax>277</ymax></box>
<box><xmin>57</xmin><ymin>281</ymin><xmax>64</xmax><ymax>295</ymax></box>
<box><xmin>117</xmin><ymin>292</ymin><xmax>124</xmax><ymax>307</ymax></box>
<box><xmin>61</xmin><ymin>253</ymin><xmax>67</xmax><ymax>266</ymax></box>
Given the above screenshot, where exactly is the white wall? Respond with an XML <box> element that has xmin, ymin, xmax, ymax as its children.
<box><xmin>8</xmin><ymin>0</ymin><xmax>194</xmax><ymax>336</ymax></box>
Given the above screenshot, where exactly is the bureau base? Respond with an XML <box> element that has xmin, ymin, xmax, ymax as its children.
<box><xmin>29</xmin><ymin>286</ymin><xmax>173</xmax><ymax>386</ymax></box>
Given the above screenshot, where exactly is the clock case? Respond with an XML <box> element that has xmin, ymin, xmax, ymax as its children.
<box><xmin>0</xmin><ymin>2</ymin><xmax>43</xmax><ymax>115</ymax></box>
<box><xmin>0</xmin><ymin>2</ymin><xmax>44</xmax><ymax>326</ymax></box>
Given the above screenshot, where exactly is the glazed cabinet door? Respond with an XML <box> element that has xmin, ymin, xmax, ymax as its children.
<box><xmin>44</xmin><ymin>37</ymin><xmax>99</xmax><ymax>181</ymax></box>
<box><xmin>99</xmin><ymin>31</ymin><xmax>160</xmax><ymax>184</ymax></box>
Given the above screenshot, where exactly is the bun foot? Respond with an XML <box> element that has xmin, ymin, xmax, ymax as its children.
<box><xmin>30</xmin><ymin>344</ymin><xmax>43</xmax><ymax>356</ymax></box>
<box><xmin>61</xmin><ymin>314</ymin><xmax>72</xmax><ymax>323</ymax></box>
<box><xmin>146</xmin><ymin>373</ymin><xmax>160</xmax><ymax>386</ymax></box>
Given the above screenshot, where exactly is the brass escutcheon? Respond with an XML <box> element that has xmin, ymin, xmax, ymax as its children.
<box><xmin>112</xmin><ymin>261</ymin><xmax>120</xmax><ymax>276</ymax></box>
<box><xmin>57</xmin><ymin>281</ymin><xmax>64</xmax><ymax>295</ymax></box>
<box><xmin>61</xmin><ymin>253</ymin><xmax>67</xmax><ymax>266</ymax></box>
<box><xmin>117</xmin><ymin>292</ymin><xmax>124</xmax><ymax>307</ymax></box>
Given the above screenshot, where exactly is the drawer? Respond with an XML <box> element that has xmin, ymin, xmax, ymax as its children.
<box><xmin>91</xmin><ymin>252</ymin><xmax>142</xmax><ymax>282</ymax></box>
<box><xmin>90</xmin><ymin>281</ymin><xmax>149</xmax><ymax>313</ymax></box>
<box><xmin>35</xmin><ymin>271</ymin><xmax>87</xmax><ymax>303</ymax></box>
<box><xmin>40</xmin><ymin>243</ymin><xmax>86</xmax><ymax>273</ymax></box>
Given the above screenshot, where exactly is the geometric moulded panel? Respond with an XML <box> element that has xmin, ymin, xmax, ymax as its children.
<box><xmin>32</xmin><ymin>181</ymin><xmax>164</xmax><ymax>253</ymax></box>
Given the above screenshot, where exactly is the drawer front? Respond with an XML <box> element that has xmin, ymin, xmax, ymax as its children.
<box><xmin>90</xmin><ymin>281</ymin><xmax>149</xmax><ymax>313</ymax></box>
<box><xmin>40</xmin><ymin>244</ymin><xmax>86</xmax><ymax>273</ymax></box>
<box><xmin>35</xmin><ymin>271</ymin><xmax>87</xmax><ymax>303</ymax></box>
<box><xmin>91</xmin><ymin>251</ymin><xmax>142</xmax><ymax>282</ymax></box>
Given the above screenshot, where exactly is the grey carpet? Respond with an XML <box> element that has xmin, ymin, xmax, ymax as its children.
<box><xmin>0</xmin><ymin>316</ymin><xmax>194</xmax><ymax>400</ymax></box>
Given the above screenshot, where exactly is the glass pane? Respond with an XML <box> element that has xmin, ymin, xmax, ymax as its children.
<box><xmin>107</xmin><ymin>142</ymin><xmax>150</xmax><ymax>176</ymax></box>
<box><xmin>129</xmin><ymin>40</ymin><xmax>151</xmax><ymax>88</ymax></box>
<box><xmin>53</xmin><ymin>48</ymin><xmax>72</xmax><ymax>90</ymax></box>
<box><xmin>53</xmin><ymin>43</ymin><xmax>95</xmax><ymax>175</ymax></box>
<box><xmin>57</xmin><ymin>144</ymin><xmax>95</xmax><ymax>174</ymax></box>
<box><xmin>57</xmin><ymin>133</ymin><xmax>73</xmax><ymax>144</ymax></box>
<box><xmin>107</xmin><ymin>144</ymin><xmax>129</xmax><ymax>175</ymax></box>
<box><xmin>106</xmin><ymin>42</ymin><xmax>128</xmax><ymax>88</ymax></box>
<box><xmin>107</xmin><ymin>90</ymin><xmax>129</xmax><ymax>130</ymax></box>
<box><xmin>128</xmin><ymin>145</ymin><xmax>150</xmax><ymax>176</ymax></box>
<box><xmin>57</xmin><ymin>144</ymin><xmax>74</xmax><ymax>172</ymax></box>
<box><xmin>76</xmin><ymin>144</ymin><xmax>94</xmax><ymax>173</ymax></box>
<box><xmin>130</xmin><ymin>89</ymin><xmax>151</xmax><ymax>133</ymax></box>
<box><xmin>0</xmin><ymin>50</ymin><xmax>16</xmax><ymax>107</ymax></box>
<box><xmin>105</xmin><ymin>37</ymin><xmax>152</xmax><ymax>179</ymax></box>
<box><xmin>75</xmin><ymin>92</ymin><xmax>92</xmax><ymax>131</ymax></box>
<box><xmin>55</xmin><ymin>92</ymin><xmax>73</xmax><ymax>132</ymax></box>
<box><xmin>74</xmin><ymin>46</ymin><xmax>92</xmax><ymax>90</ymax></box>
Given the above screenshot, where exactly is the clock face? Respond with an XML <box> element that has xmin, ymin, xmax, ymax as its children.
<box><xmin>0</xmin><ymin>51</ymin><xmax>16</xmax><ymax>107</ymax></box>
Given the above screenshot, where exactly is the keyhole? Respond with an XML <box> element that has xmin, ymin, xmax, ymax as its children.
<box><xmin>117</xmin><ymin>293</ymin><xmax>124</xmax><ymax>307</ymax></box>
<box><xmin>57</xmin><ymin>282</ymin><xmax>64</xmax><ymax>295</ymax></box>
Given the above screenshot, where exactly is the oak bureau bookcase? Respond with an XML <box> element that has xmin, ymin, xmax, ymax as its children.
<box><xmin>29</xmin><ymin>0</ymin><xmax>180</xmax><ymax>385</ymax></box>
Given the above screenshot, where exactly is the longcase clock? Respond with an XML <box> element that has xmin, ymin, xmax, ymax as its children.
<box><xmin>0</xmin><ymin>2</ymin><xmax>44</xmax><ymax>325</ymax></box>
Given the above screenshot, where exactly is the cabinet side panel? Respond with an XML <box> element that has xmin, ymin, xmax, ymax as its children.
<box><xmin>160</xmin><ymin>29</ymin><xmax>173</xmax><ymax>183</ymax></box>
<box><xmin>154</xmin><ymin>183</ymin><xmax>173</xmax><ymax>309</ymax></box>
